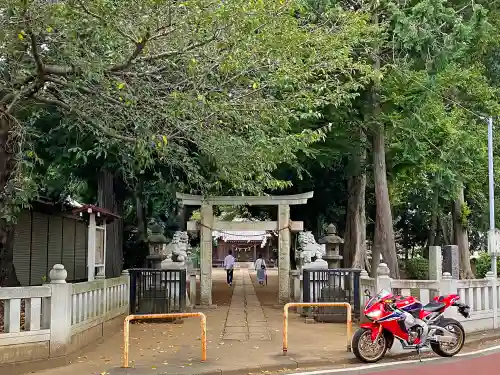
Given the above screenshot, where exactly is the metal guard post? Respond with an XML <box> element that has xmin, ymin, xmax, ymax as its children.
<box><xmin>283</xmin><ymin>302</ymin><xmax>352</xmax><ymax>355</ymax></box>
<box><xmin>123</xmin><ymin>312</ymin><xmax>207</xmax><ymax>368</ymax></box>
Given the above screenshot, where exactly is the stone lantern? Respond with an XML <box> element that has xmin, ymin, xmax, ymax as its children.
<box><xmin>147</xmin><ymin>224</ymin><xmax>167</xmax><ymax>269</ymax></box>
<box><xmin>316</xmin><ymin>223</ymin><xmax>345</xmax><ymax>323</ymax></box>
<box><xmin>318</xmin><ymin>223</ymin><xmax>344</xmax><ymax>269</ymax></box>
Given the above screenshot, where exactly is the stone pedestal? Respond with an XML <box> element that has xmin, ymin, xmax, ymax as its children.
<box><xmin>442</xmin><ymin>245</ymin><xmax>459</xmax><ymax>280</ymax></box>
<box><xmin>301</xmin><ymin>258</ymin><xmax>327</xmax><ymax>318</ymax></box>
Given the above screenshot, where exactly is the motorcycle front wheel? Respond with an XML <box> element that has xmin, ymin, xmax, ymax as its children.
<box><xmin>430</xmin><ymin>318</ymin><xmax>465</xmax><ymax>357</ymax></box>
<box><xmin>352</xmin><ymin>328</ymin><xmax>388</xmax><ymax>363</ymax></box>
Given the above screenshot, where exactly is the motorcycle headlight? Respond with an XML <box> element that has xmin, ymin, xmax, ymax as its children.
<box><xmin>366</xmin><ymin>310</ymin><xmax>382</xmax><ymax>320</ymax></box>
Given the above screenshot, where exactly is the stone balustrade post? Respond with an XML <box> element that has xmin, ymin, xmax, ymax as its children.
<box><xmin>189</xmin><ymin>272</ymin><xmax>197</xmax><ymax>307</ymax></box>
<box><xmin>375</xmin><ymin>263</ymin><xmax>392</xmax><ymax>292</ymax></box>
<box><xmin>121</xmin><ymin>269</ymin><xmax>129</xmax><ymax>279</ymax></box>
<box><xmin>439</xmin><ymin>272</ymin><xmax>458</xmax><ymax>295</ymax></box>
<box><xmin>485</xmin><ymin>271</ymin><xmax>496</xmax><ymax>318</ymax></box>
<box><xmin>439</xmin><ymin>272</ymin><xmax>460</xmax><ymax>319</ymax></box>
<box><xmin>359</xmin><ymin>269</ymin><xmax>370</xmax><ymax>307</ymax></box>
<box><xmin>120</xmin><ymin>269</ymin><xmax>129</xmax><ymax>313</ymax></box>
<box><xmin>290</xmin><ymin>270</ymin><xmax>300</xmax><ymax>302</ymax></box>
<box><xmin>298</xmin><ymin>270</ymin><xmax>304</xmax><ymax>315</ymax></box>
<box><xmin>48</xmin><ymin>264</ymin><xmax>72</xmax><ymax>356</ymax></box>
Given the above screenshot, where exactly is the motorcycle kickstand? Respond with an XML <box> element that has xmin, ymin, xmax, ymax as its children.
<box><xmin>415</xmin><ymin>345</ymin><xmax>423</xmax><ymax>362</ymax></box>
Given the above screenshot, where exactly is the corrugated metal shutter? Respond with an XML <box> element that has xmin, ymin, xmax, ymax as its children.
<box><xmin>13</xmin><ymin>210</ymin><xmax>32</xmax><ymax>286</ymax></box>
<box><xmin>74</xmin><ymin>221</ymin><xmax>87</xmax><ymax>280</ymax></box>
<box><xmin>62</xmin><ymin>218</ymin><xmax>76</xmax><ymax>281</ymax></box>
<box><xmin>31</xmin><ymin>212</ymin><xmax>49</xmax><ymax>285</ymax></box>
<box><xmin>47</xmin><ymin>216</ymin><xmax>63</xmax><ymax>275</ymax></box>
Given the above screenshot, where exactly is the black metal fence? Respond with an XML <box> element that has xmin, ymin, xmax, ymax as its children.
<box><xmin>129</xmin><ymin>269</ymin><xmax>187</xmax><ymax>315</ymax></box>
<box><xmin>303</xmin><ymin>268</ymin><xmax>361</xmax><ymax>320</ymax></box>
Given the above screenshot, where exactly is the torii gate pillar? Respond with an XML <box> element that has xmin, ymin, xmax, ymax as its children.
<box><xmin>178</xmin><ymin>192</ymin><xmax>313</xmax><ymax>306</ymax></box>
<box><xmin>200</xmin><ymin>203</ymin><xmax>214</xmax><ymax>306</ymax></box>
<box><xmin>278</xmin><ymin>204</ymin><xmax>291</xmax><ymax>304</ymax></box>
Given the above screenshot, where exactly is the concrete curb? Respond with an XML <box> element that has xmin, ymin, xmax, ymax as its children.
<box><xmin>107</xmin><ymin>330</ymin><xmax>500</xmax><ymax>375</ymax></box>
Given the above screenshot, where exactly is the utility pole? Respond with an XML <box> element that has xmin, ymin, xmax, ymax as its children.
<box><xmin>488</xmin><ymin>116</ymin><xmax>497</xmax><ymax>328</ymax></box>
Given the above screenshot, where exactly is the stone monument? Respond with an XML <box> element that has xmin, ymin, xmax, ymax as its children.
<box><xmin>442</xmin><ymin>245</ymin><xmax>459</xmax><ymax>280</ymax></box>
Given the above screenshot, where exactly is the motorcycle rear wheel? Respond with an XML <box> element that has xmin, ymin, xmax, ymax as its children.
<box><xmin>430</xmin><ymin>318</ymin><xmax>465</xmax><ymax>357</ymax></box>
<box><xmin>352</xmin><ymin>328</ymin><xmax>388</xmax><ymax>363</ymax></box>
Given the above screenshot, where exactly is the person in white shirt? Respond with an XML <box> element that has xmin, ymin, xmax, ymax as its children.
<box><xmin>223</xmin><ymin>250</ymin><xmax>236</xmax><ymax>286</ymax></box>
<box><xmin>255</xmin><ymin>253</ymin><xmax>266</xmax><ymax>285</ymax></box>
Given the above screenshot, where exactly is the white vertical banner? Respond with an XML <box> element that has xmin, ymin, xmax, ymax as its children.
<box><xmin>488</xmin><ymin>229</ymin><xmax>500</xmax><ymax>256</ymax></box>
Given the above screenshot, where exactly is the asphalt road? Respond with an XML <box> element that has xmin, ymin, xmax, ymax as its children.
<box><xmin>285</xmin><ymin>345</ymin><xmax>500</xmax><ymax>375</ymax></box>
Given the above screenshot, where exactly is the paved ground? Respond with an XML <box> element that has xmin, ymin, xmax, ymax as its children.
<box><xmin>279</xmin><ymin>345</ymin><xmax>500</xmax><ymax>375</ymax></box>
<box><xmin>222</xmin><ymin>268</ymin><xmax>271</xmax><ymax>341</ymax></box>
<box><xmin>372</xmin><ymin>351</ymin><xmax>500</xmax><ymax>375</ymax></box>
<box><xmin>12</xmin><ymin>269</ymin><xmax>500</xmax><ymax>375</ymax></box>
<box><xmin>17</xmin><ymin>268</ymin><xmax>351</xmax><ymax>375</ymax></box>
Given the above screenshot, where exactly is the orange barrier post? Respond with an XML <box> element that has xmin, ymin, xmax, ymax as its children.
<box><xmin>283</xmin><ymin>302</ymin><xmax>352</xmax><ymax>355</ymax></box>
<box><xmin>122</xmin><ymin>312</ymin><xmax>207</xmax><ymax>368</ymax></box>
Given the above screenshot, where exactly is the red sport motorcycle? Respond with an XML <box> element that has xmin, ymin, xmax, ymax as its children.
<box><xmin>352</xmin><ymin>289</ymin><xmax>470</xmax><ymax>363</ymax></box>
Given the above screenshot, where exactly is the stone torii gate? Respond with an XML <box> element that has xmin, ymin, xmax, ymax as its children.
<box><xmin>177</xmin><ymin>192</ymin><xmax>314</xmax><ymax>306</ymax></box>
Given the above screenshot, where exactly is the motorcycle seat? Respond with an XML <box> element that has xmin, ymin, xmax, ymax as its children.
<box><xmin>422</xmin><ymin>301</ymin><xmax>446</xmax><ymax>312</ymax></box>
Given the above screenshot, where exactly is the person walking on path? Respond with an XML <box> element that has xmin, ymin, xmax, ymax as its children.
<box><xmin>224</xmin><ymin>250</ymin><xmax>236</xmax><ymax>286</ymax></box>
<box><xmin>255</xmin><ymin>253</ymin><xmax>266</xmax><ymax>285</ymax></box>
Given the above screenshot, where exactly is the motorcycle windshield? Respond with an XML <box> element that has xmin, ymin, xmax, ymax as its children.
<box><xmin>366</xmin><ymin>289</ymin><xmax>392</xmax><ymax>309</ymax></box>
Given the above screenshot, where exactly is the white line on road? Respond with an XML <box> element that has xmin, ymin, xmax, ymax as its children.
<box><xmin>290</xmin><ymin>344</ymin><xmax>500</xmax><ymax>375</ymax></box>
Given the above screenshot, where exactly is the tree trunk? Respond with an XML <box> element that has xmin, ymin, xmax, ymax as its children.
<box><xmin>439</xmin><ymin>213</ymin><xmax>451</xmax><ymax>245</ymax></box>
<box><xmin>452</xmin><ymin>186</ymin><xmax>474</xmax><ymax>279</ymax></box>
<box><xmin>370</xmin><ymin>13</ymin><xmax>399</xmax><ymax>278</ymax></box>
<box><xmin>402</xmin><ymin>210</ymin><xmax>409</xmax><ymax>260</ymax></box>
<box><xmin>344</xmin><ymin>131</ymin><xmax>368</xmax><ymax>270</ymax></box>
<box><xmin>428</xmin><ymin>188</ymin><xmax>439</xmax><ymax>247</ymax></box>
<box><xmin>0</xmin><ymin>112</ymin><xmax>20</xmax><ymax>287</ymax></box>
<box><xmin>372</xmin><ymin>123</ymin><xmax>399</xmax><ymax>278</ymax></box>
<box><xmin>346</xmin><ymin>173</ymin><xmax>367</xmax><ymax>269</ymax></box>
<box><xmin>98</xmin><ymin>170</ymin><xmax>124</xmax><ymax>278</ymax></box>
<box><xmin>135</xmin><ymin>179</ymin><xmax>147</xmax><ymax>242</ymax></box>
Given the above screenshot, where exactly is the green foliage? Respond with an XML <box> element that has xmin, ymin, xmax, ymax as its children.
<box><xmin>459</xmin><ymin>203</ymin><xmax>472</xmax><ymax>228</ymax></box>
<box><xmin>0</xmin><ymin>0</ymin><xmax>381</xmax><ymax>245</ymax></box>
<box><xmin>3</xmin><ymin>0</ymin><xmax>500</xmax><ymax>277</ymax></box>
<box><xmin>474</xmin><ymin>252</ymin><xmax>500</xmax><ymax>279</ymax></box>
<box><xmin>404</xmin><ymin>257</ymin><xmax>429</xmax><ymax>280</ymax></box>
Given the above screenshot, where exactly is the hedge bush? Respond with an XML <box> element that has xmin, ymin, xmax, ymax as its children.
<box><xmin>404</xmin><ymin>257</ymin><xmax>429</xmax><ymax>280</ymax></box>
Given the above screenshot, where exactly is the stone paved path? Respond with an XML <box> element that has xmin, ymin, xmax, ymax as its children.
<box><xmin>222</xmin><ymin>268</ymin><xmax>271</xmax><ymax>341</ymax></box>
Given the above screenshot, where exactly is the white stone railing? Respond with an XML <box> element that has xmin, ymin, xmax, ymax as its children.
<box><xmin>365</xmin><ymin>262</ymin><xmax>500</xmax><ymax>333</ymax></box>
<box><xmin>0</xmin><ymin>286</ymin><xmax>51</xmax><ymax>347</ymax></box>
<box><xmin>71</xmin><ymin>274</ymin><xmax>129</xmax><ymax>335</ymax></box>
<box><xmin>391</xmin><ymin>279</ymin><xmax>440</xmax><ymax>304</ymax></box>
<box><xmin>0</xmin><ymin>264</ymin><xmax>130</xmax><ymax>364</ymax></box>
<box><xmin>457</xmin><ymin>278</ymin><xmax>494</xmax><ymax>314</ymax></box>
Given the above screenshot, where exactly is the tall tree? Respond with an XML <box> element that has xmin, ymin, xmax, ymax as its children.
<box><xmin>0</xmin><ymin>0</ymin><xmax>376</xmax><ymax>284</ymax></box>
